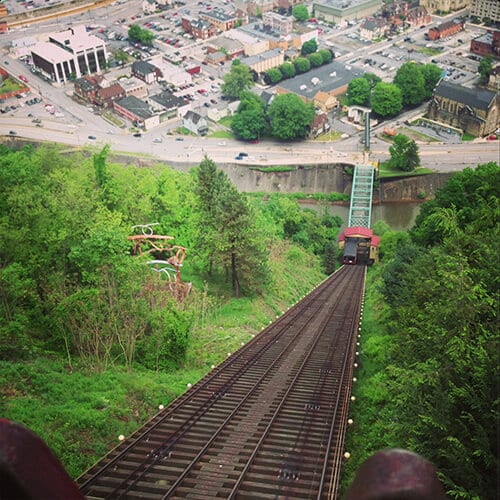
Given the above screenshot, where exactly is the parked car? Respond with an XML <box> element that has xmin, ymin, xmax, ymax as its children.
<box><xmin>88</xmin><ymin>135</ymin><xmax>96</xmax><ymax>140</ymax></box>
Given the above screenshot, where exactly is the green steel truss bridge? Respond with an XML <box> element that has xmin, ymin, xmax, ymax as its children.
<box><xmin>348</xmin><ymin>164</ymin><xmax>376</xmax><ymax>228</ymax></box>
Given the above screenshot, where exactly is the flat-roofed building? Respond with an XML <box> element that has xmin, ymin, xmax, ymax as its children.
<box><xmin>118</xmin><ymin>76</ymin><xmax>148</xmax><ymax>98</ymax></box>
<box><xmin>30</xmin><ymin>25</ymin><xmax>107</xmax><ymax>85</ymax></box>
<box><xmin>225</xmin><ymin>27</ymin><xmax>270</xmax><ymax>56</ymax></box>
<box><xmin>420</xmin><ymin>0</ymin><xmax>469</xmax><ymax>14</ymax></box>
<box><xmin>241</xmin><ymin>48</ymin><xmax>284</xmax><ymax>74</ymax></box>
<box><xmin>312</xmin><ymin>0</ymin><xmax>382</xmax><ymax>25</ymax></box>
<box><xmin>262</xmin><ymin>12</ymin><xmax>293</xmax><ymax>34</ymax></box>
<box><xmin>470</xmin><ymin>0</ymin><xmax>500</xmax><ymax>23</ymax></box>
<box><xmin>275</xmin><ymin>61</ymin><xmax>353</xmax><ymax>102</ymax></box>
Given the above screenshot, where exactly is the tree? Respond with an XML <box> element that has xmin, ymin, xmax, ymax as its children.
<box><xmin>279</xmin><ymin>62</ymin><xmax>296</xmax><ymax>79</ymax></box>
<box><xmin>308</xmin><ymin>52</ymin><xmax>323</xmax><ymax>67</ymax></box>
<box><xmin>301</xmin><ymin>39</ymin><xmax>318</xmax><ymax>56</ymax></box>
<box><xmin>231</xmin><ymin>108</ymin><xmax>268</xmax><ymax>141</ymax></box>
<box><xmin>237</xmin><ymin>91</ymin><xmax>265</xmax><ymax>113</ymax></box>
<box><xmin>265</xmin><ymin>67</ymin><xmax>283</xmax><ymax>84</ymax></box>
<box><xmin>388</xmin><ymin>134</ymin><xmax>420</xmax><ymax>171</ymax></box>
<box><xmin>267</xmin><ymin>93</ymin><xmax>315</xmax><ymax>140</ymax></box>
<box><xmin>371</xmin><ymin>82</ymin><xmax>402</xmax><ymax>117</ymax></box>
<box><xmin>221</xmin><ymin>63</ymin><xmax>254</xmax><ymax>99</ymax></box>
<box><xmin>194</xmin><ymin>157</ymin><xmax>268</xmax><ymax>297</ymax></box>
<box><xmin>127</xmin><ymin>24</ymin><xmax>154</xmax><ymax>45</ymax></box>
<box><xmin>348</xmin><ymin>77</ymin><xmax>371</xmax><ymax>106</ymax></box>
<box><xmin>292</xmin><ymin>4</ymin><xmax>309</xmax><ymax>21</ymax></box>
<box><xmin>363</xmin><ymin>72</ymin><xmax>381</xmax><ymax>89</ymax></box>
<box><xmin>293</xmin><ymin>56</ymin><xmax>311</xmax><ymax>74</ymax></box>
<box><xmin>420</xmin><ymin>63</ymin><xmax>442</xmax><ymax>98</ymax></box>
<box><xmin>478</xmin><ymin>55</ymin><xmax>494</xmax><ymax>85</ymax></box>
<box><xmin>318</xmin><ymin>49</ymin><xmax>333</xmax><ymax>64</ymax></box>
<box><xmin>394</xmin><ymin>61</ymin><xmax>426</xmax><ymax>107</ymax></box>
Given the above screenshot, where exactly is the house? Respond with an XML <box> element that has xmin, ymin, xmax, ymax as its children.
<box><xmin>359</xmin><ymin>18</ymin><xmax>388</xmax><ymax>41</ymax></box>
<box><xmin>183</xmin><ymin>110</ymin><xmax>208</xmax><ymax>135</ymax></box>
<box><xmin>74</xmin><ymin>75</ymin><xmax>99</xmax><ymax>102</ymax></box>
<box><xmin>131</xmin><ymin>60</ymin><xmax>161</xmax><ymax>84</ymax></box>
<box><xmin>427</xmin><ymin>80</ymin><xmax>500</xmax><ymax>137</ymax></box>
<box><xmin>309</xmin><ymin>112</ymin><xmax>330</xmax><ymax>138</ymax></box>
<box><xmin>428</xmin><ymin>19</ymin><xmax>464</xmax><ymax>41</ymax></box>
<box><xmin>314</xmin><ymin>90</ymin><xmax>338</xmax><ymax>112</ymax></box>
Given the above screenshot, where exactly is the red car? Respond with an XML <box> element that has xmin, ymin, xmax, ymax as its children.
<box><xmin>19</xmin><ymin>75</ymin><xmax>28</xmax><ymax>83</ymax></box>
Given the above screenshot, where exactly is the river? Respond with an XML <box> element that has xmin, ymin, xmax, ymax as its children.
<box><xmin>298</xmin><ymin>201</ymin><xmax>422</xmax><ymax>232</ymax></box>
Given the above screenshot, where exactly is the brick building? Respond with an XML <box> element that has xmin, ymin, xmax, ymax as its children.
<box><xmin>470</xmin><ymin>30</ymin><xmax>500</xmax><ymax>60</ymax></box>
<box><xmin>428</xmin><ymin>19</ymin><xmax>464</xmax><ymax>40</ymax></box>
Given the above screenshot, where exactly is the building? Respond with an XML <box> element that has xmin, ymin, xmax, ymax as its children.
<box><xmin>205</xmin><ymin>36</ymin><xmax>245</xmax><ymax>61</ymax></box>
<box><xmin>200</xmin><ymin>9</ymin><xmax>239</xmax><ymax>32</ymax></box>
<box><xmin>428</xmin><ymin>19</ymin><xmax>464</xmax><ymax>40</ymax></box>
<box><xmin>262</xmin><ymin>12</ymin><xmax>293</xmax><ymax>34</ymax></box>
<box><xmin>183</xmin><ymin>110</ymin><xmax>208</xmax><ymax>135</ymax></box>
<box><xmin>275</xmin><ymin>61</ymin><xmax>354</xmax><ymax>103</ymax></box>
<box><xmin>419</xmin><ymin>0</ymin><xmax>468</xmax><ymax>13</ymax></box>
<box><xmin>30</xmin><ymin>25</ymin><xmax>107</xmax><ymax>85</ymax></box>
<box><xmin>94</xmin><ymin>83</ymin><xmax>126</xmax><ymax>108</ymax></box>
<box><xmin>312</xmin><ymin>0</ymin><xmax>383</xmax><ymax>25</ymax></box>
<box><xmin>469</xmin><ymin>0</ymin><xmax>500</xmax><ymax>23</ymax></box>
<box><xmin>149</xmin><ymin>91</ymin><xmax>190</xmax><ymax>120</ymax></box>
<box><xmin>309</xmin><ymin>112</ymin><xmax>330</xmax><ymax>138</ymax></box>
<box><xmin>224</xmin><ymin>28</ymin><xmax>270</xmax><ymax>56</ymax></box>
<box><xmin>470</xmin><ymin>30</ymin><xmax>500</xmax><ymax>59</ymax></box>
<box><xmin>427</xmin><ymin>79</ymin><xmax>500</xmax><ymax>137</ymax></box>
<box><xmin>113</xmin><ymin>95</ymin><xmax>160</xmax><ymax>130</ymax></box>
<box><xmin>359</xmin><ymin>17</ymin><xmax>389</xmax><ymax>41</ymax></box>
<box><xmin>118</xmin><ymin>76</ymin><xmax>148</xmax><ymax>98</ymax></box>
<box><xmin>182</xmin><ymin>17</ymin><xmax>217</xmax><ymax>39</ymax></box>
<box><xmin>487</xmin><ymin>65</ymin><xmax>500</xmax><ymax>91</ymax></box>
<box><xmin>236</xmin><ymin>0</ymin><xmax>273</xmax><ymax>17</ymax></box>
<box><xmin>9</xmin><ymin>37</ymin><xmax>37</xmax><ymax>59</ymax></box>
<box><xmin>131</xmin><ymin>60</ymin><xmax>161</xmax><ymax>84</ymax></box>
<box><xmin>314</xmin><ymin>90</ymin><xmax>339</xmax><ymax>112</ymax></box>
<box><xmin>241</xmin><ymin>48</ymin><xmax>284</xmax><ymax>74</ymax></box>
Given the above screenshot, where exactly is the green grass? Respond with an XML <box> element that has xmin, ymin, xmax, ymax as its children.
<box><xmin>340</xmin><ymin>266</ymin><xmax>401</xmax><ymax>495</ymax></box>
<box><xmin>0</xmin><ymin>358</ymin><xmax>206</xmax><ymax>478</ymax></box>
<box><xmin>208</xmin><ymin>130</ymin><xmax>233</xmax><ymax>139</ymax></box>
<box><xmin>1</xmin><ymin>240</ymin><xmax>326</xmax><ymax>480</ymax></box>
<box><xmin>417</xmin><ymin>47</ymin><xmax>443</xmax><ymax>56</ymax></box>
<box><xmin>313</xmin><ymin>130</ymin><xmax>343</xmax><ymax>142</ymax></box>
<box><xmin>461</xmin><ymin>133</ymin><xmax>476</xmax><ymax>141</ymax></box>
<box><xmin>377</xmin><ymin>163</ymin><xmax>433</xmax><ymax>178</ymax></box>
<box><xmin>218</xmin><ymin>116</ymin><xmax>233</xmax><ymax>128</ymax></box>
<box><xmin>0</xmin><ymin>77</ymin><xmax>25</xmax><ymax>94</ymax></box>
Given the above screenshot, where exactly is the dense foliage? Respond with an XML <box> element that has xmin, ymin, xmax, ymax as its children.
<box><xmin>231</xmin><ymin>91</ymin><xmax>316</xmax><ymax>141</ymax></box>
<box><xmin>343</xmin><ymin>163</ymin><xmax>499</xmax><ymax>499</ymax></box>
<box><xmin>127</xmin><ymin>24</ymin><xmax>154</xmax><ymax>46</ymax></box>
<box><xmin>1</xmin><ymin>143</ymin><xmax>341</xmax><ymax>478</ymax></box>
<box><xmin>221</xmin><ymin>60</ymin><xmax>255</xmax><ymax>99</ymax></box>
<box><xmin>347</xmin><ymin>62</ymin><xmax>440</xmax><ymax>116</ymax></box>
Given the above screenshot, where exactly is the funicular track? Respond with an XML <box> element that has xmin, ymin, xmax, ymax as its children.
<box><xmin>79</xmin><ymin>265</ymin><xmax>366</xmax><ymax>499</ymax></box>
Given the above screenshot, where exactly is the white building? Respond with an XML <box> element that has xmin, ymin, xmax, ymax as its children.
<box><xmin>31</xmin><ymin>25</ymin><xmax>107</xmax><ymax>85</ymax></box>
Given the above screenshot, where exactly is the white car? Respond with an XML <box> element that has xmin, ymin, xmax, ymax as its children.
<box><xmin>153</xmin><ymin>137</ymin><xmax>163</xmax><ymax>143</ymax></box>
